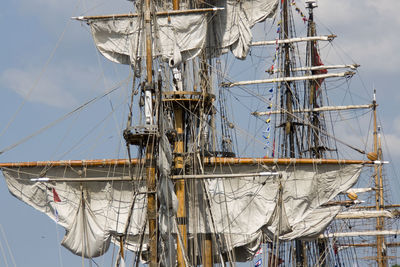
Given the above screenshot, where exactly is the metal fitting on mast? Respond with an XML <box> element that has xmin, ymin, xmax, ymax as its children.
<box><xmin>305</xmin><ymin>0</ymin><xmax>318</xmax><ymax>8</ymax></box>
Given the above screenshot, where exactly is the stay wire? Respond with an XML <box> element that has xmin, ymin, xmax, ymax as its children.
<box><xmin>0</xmin><ymin>240</ymin><xmax>8</xmax><ymax>267</ymax></box>
<box><xmin>0</xmin><ymin>75</ymin><xmax>132</xmax><ymax>156</ymax></box>
<box><xmin>0</xmin><ymin>224</ymin><xmax>15</xmax><ymax>267</ymax></box>
<box><xmin>0</xmin><ymin>0</ymin><xmax>81</xmax><ymax>140</ymax></box>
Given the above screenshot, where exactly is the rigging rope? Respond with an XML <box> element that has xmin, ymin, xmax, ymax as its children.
<box><xmin>0</xmin><ymin>76</ymin><xmax>131</xmax><ymax>156</ymax></box>
<box><xmin>0</xmin><ymin>224</ymin><xmax>15</xmax><ymax>267</ymax></box>
<box><xmin>0</xmin><ymin>1</ymin><xmax>82</xmax><ymax>141</ymax></box>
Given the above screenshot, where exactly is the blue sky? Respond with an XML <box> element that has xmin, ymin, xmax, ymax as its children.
<box><xmin>1</xmin><ymin>0</ymin><xmax>400</xmax><ymax>266</ymax></box>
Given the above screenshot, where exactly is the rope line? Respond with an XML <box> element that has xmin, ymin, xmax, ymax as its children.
<box><xmin>0</xmin><ymin>76</ymin><xmax>131</xmax><ymax>156</ymax></box>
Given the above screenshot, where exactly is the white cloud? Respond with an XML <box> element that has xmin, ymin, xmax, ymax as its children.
<box><xmin>17</xmin><ymin>0</ymin><xmax>133</xmax><ymax>17</ymax></box>
<box><xmin>0</xmin><ymin>61</ymin><xmax>119</xmax><ymax>109</ymax></box>
<box><xmin>1</xmin><ymin>67</ymin><xmax>78</xmax><ymax>108</ymax></box>
<box><xmin>393</xmin><ymin>117</ymin><xmax>400</xmax><ymax>134</ymax></box>
<box><xmin>317</xmin><ymin>0</ymin><xmax>400</xmax><ymax>74</ymax></box>
<box><xmin>12</xmin><ymin>0</ymin><xmax>134</xmax><ymax>42</ymax></box>
<box><xmin>382</xmin><ymin>116</ymin><xmax>400</xmax><ymax>158</ymax></box>
<box><xmin>382</xmin><ymin>133</ymin><xmax>400</xmax><ymax>157</ymax></box>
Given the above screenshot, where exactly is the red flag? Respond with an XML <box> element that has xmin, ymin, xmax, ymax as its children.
<box><xmin>52</xmin><ymin>188</ymin><xmax>61</xmax><ymax>202</ymax></box>
<box><xmin>333</xmin><ymin>243</ymin><xmax>338</xmax><ymax>255</ymax></box>
<box><xmin>272</xmin><ymin>138</ymin><xmax>276</xmax><ymax>158</ymax></box>
<box><xmin>313</xmin><ymin>45</ymin><xmax>327</xmax><ymax>91</ymax></box>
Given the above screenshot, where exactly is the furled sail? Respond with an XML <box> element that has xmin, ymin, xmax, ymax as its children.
<box><xmin>87</xmin><ymin>0</ymin><xmax>279</xmax><ymax>65</ymax></box>
<box><xmin>1</xmin><ymin>161</ymin><xmax>362</xmax><ymax>260</ymax></box>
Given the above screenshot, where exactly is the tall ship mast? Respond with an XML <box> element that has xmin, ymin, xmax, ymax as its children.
<box><xmin>1</xmin><ymin>0</ymin><xmax>399</xmax><ymax>266</ymax></box>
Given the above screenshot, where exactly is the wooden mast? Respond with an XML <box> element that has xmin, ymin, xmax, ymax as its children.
<box><xmin>171</xmin><ymin>1</ymin><xmax>187</xmax><ymax>266</ymax></box>
<box><xmin>307</xmin><ymin>2</ymin><xmax>321</xmax><ymax>159</ymax></box>
<box><xmin>144</xmin><ymin>0</ymin><xmax>158</xmax><ymax>266</ymax></box>
<box><xmin>172</xmin><ymin>0</ymin><xmax>179</xmax><ymax>11</ymax></box>
<box><xmin>373</xmin><ymin>90</ymin><xmax>387</xmax><ymax>267</ymax></box>
<box><xmin>199</xmin><ymin>8</ymin><xmax>213</xmax><ymax>266</ymax></box>
<box><xmin>175</xmin><ymin>106</ymin><xmax>187</xmax><ymax>267</ymax></box>
<box><xmin>306</xmin><ymin>1</ymin><xmax>328</xmax><ymax>265</ymax></box>
<box><xmin>281</xmin><ymin>0</ymin><xmax>304</xmax><ymax>264</ymax></box>
<box><xmin>282</xmin><ymin>0</ymin><xmax>295</xmax><ymax>158</ymax></box>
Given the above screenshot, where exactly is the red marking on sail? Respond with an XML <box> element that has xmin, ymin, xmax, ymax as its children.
<box><xmin>52</xmin><ymin>188</ymin><xmax>61</xmax><ymax>202</ymax></box>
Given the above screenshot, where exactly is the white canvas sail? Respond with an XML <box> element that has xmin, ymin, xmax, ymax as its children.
<box><xmin>61</xmin><ymin>195</ymin><xmax>111</xmax><ymax>258</ymax></box>
<box><xmin>207</xmin><ymin>0</ymin><xmax>279</xmax><ymax>58</ymax></box>
<box><xmin>89</xmin><ymin>13</ymin><xmax>208</xmax><ymax>65</ymax></box>
<box><xmin>2</xmin><ymin>162</ymin><xmax>362</xmax><ymax>259</ymax></box>
<box><xmin>1</xmin><ymin>0</ymin><xmax>398</xmax><ymax>265</ymax></box>
<box><xmin>194</xmin><ymin>164</ymin><xmax>362</xmax><ymax>245</ymax></box>
<box><xmin>87</xmin><ymin>0</ymin><xmax>279</xmax><ymax>65</ymax></box>
<box><xmin>2</xmin><ymin>165</ymin><xmax>148</xmax><ymax>257</ymax></box>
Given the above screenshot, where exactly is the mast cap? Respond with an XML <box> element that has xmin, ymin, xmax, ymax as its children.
<box><xmin>305</xmin><ymin>0</ymin><xmax>318</xmax><ymax>8</ymax></box>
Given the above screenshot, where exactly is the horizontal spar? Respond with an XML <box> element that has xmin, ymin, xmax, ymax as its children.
<box><xmin>203</xmin><ymin>157</ymin><xmax>376</xmax><ymax>165</ymax></box>
<box><xmin>345</xmin><ymin>187</ymin><xmax>374</xmax><ymax>194</ymax></box>
<box><xmin>267</xmin><ymin>64</ymin><xmax>359</xmax><ymax>74</ymax></box>
<box><xmin>30</xmin><ymin>177</ymin><xmax>134</xmax><ymax>182</ymax></box>
<box><xmin>360</xmin><ymin>256</ymin><xmax>400</xmax><ymax>261</ymax></box>
<box><xmin>1</xmin><ymin>157</ymin><xmax>384</xmax><ymax>169</ymax></box>
<box><xmin>72</xmin><ymin>7</ymin><xmax>223</xmax><ymax>21</ymax></box>
<box><xmin>251</xmin><ymin>35</ymin><xmax>336</xmax><ymax>46</ymax></box>
<box><xmin>171</xmin><ymin>172</ymin><xmax>280</xmax><ymax>180</ymax></box>
<box><xmin>28</xmin><ymin>172</ymin><xmax>280</xmax><ymax>183</ymax></box>
<box><xmin>336</xmin><ymin>210</ymin><xmax>394</xmax><ymax>219</ymax></box>
<box><xmin>337</xmin><ymin>242</ymin><xmax>400</xmax><ymax>248</ymax></box>
<box><xmin>224</xmin><ymin>71</ymin><xmax>355</xmax><ymax>88</ymax></box>
<box><xmin>0</xmin><ymin>159</ymin><xmax>141</xmax><ymax>168</ymax></box>
<box><xmin>253</xmin><ymin>104</ymin><xmax>374</xmax><ymax>116</ymax></box>
<box><xmin>319</xmin><ymin>230</ymin><xmax>400</xmax><ymax>238</ymax></box>
<box><xmin>323</xmin><ymin>200</ymin><xmax>361</xmax><ymax>207</ymax></box>
<box><xmin>350</xmin><ymin>204</ymin><xmax>400</xmax><ymax>210</ymax></box>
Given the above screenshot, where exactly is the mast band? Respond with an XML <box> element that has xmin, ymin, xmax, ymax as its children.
<box><xmin>176</xmin><ymin>217</ymin><xmax>187</xmax><ymax>225</ymax></box>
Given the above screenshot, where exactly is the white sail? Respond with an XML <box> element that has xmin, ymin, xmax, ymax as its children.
<box><xmin>278</xmin><ymin>206</ymin><xmax>342</xmax><ymax>240</ymax></box>
<box><xmin>207</xmin><ymin>0</ymin><xmax>279</xmax><ymax>58</ymax></box>
<box><xmin>2</xmin><ymin>0</ymin><xmax>398</xmax><ymax>264</ymax></box>
<box><xmin>191</xmin><ymin>163</ymin><xmax>363</xmax><ymax>254</ymax></box>
<box><xmin>89</xmin><ymin>13</ymin><xmax>208</xmax><ymax>65</ymax></box>
<box><xmin>61</xmin><ymin>195</ymin><xmax>111</xmax><ymax>258</ymax></box>
<box><xmin>2</xmin><ymin>166</ymin><xmax>148</xmax><ymax>257</ymax></box>
<box><xmin>2</xmin><ymin>162</ymin><xmax>362</xmax><ymax>259</ymax></box>
<box><xmin>88</xmin><ymin>0</ymin><xmax>279</xmax><ymax>65</ymax></box>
